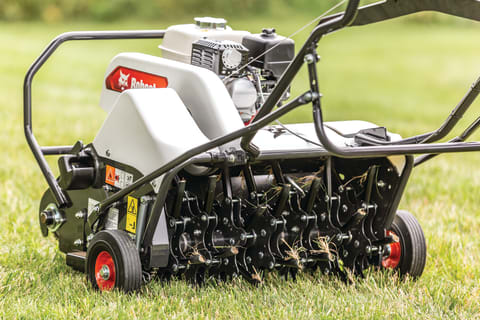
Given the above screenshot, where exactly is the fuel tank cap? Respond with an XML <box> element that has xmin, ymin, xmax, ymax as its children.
<box><xmin>194</xmin><ymin>17</ymin><xmax>227</xmax><ymax>30</ymax></box>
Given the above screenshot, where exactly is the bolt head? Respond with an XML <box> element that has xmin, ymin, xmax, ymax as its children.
<box><xmin>258</xmin><ymin>251</ymin><xmax>264</xmax><ymax>259</ymax></box>
<box><xmin>304</xmin><ymin>54</ymin><xmax>315</xmax><ymax>64</ymax></box>
<box><xmin>354</xmin><ymin>240</ymin><xmax>360</xmax><ymax>248</ymax></box>
<box><xmin>99</xmin><ymin>265</ymin><xmax>110</xmax><ymax>280</ymax></box>
<box><xmin>260</xmin><ymin>229</ymin><xmax>267</xmax><ymax>237</ymax></box>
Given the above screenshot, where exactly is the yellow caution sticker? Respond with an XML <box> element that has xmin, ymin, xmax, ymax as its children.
<box><xmin>126</xmin><ymin>196</ymin><xmax>138</xmax><ymax>234</ymax></box>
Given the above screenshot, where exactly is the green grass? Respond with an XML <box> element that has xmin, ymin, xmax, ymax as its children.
<box><xmin>1</xmin><ymin>13</ymin><xmax>480</xmax><ymax>319</ymax></box>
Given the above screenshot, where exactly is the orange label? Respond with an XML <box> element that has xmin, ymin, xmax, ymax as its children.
<box><xmin>105</xmin><ymin>165</ymin><xmax>116</xmax><ymax>185</ymax></box>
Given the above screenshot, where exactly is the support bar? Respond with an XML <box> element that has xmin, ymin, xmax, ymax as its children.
<box><xmin>24</xmin><ymin>30</ymin><xmax>166</xmax><ymax>207</ymax></box>
<box><xmin>97</xmin><ymin>91</ymin><xmax>316</xmax><ymax>213</ymax></box>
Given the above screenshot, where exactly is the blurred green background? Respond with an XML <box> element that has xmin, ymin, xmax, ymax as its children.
<box><xmin>0</xmin><ymin>0</ymin><xmax>467</xmax><ymax>23</ymax></box>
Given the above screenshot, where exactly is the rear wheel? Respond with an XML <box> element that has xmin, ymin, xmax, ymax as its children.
<box><xmin>86</xmin><ymin>230</ymin><xmax>142</xmax><ymax>292</ymax></box>
<box><xmin>382</xmin><ymin>210</ymin><xmax>426</xmax><ymax>278</ymax></box>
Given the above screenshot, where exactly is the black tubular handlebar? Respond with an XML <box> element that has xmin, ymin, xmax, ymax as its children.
<box><xmin>240</xmin><ymin>0</ymin><xmax>361</xmax><ymax>155</ymax></box>
<box><xmin>242</xmin><ymin>0</ymin><xmax>480</xmax><ymax>159</ymax></box>
<box><xmin>24</xmin><ymin>30</ymin><xmax>166</xmax><ymax>207</ymax></box>
<box><xmin>320</xmin><ymin>0</ymin><xmax>480</xmax><ymax>26</ymax></box>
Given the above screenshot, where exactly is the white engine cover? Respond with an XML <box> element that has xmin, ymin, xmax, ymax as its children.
<box><xmin>94</xmin><ymin>88</ymin><xmax>213</xmax><ymax>180</ymax></box>
<box><xmin>159</xmin><ymin>23</ymin><xmax>250</xmax><ymax>64</ymax></box>
<box><xmin>100</xmin><ymin>53</ymin><xmax>244</xmax><ymax>142</ymax></box>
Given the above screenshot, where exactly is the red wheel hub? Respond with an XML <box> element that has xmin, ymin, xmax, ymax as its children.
<box><xmin>382</xmin><ymin>230</ymin><xmax>401</xmax><ymax>269</ymax></box>
<box><xmin>95</xmin><ymin>251</ymin><xmax>116</xmax><ymax>291</ymax></box>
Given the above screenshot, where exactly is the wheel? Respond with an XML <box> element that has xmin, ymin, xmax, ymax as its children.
<box><xmin>86</xmin><ymin>230</ymin><xmax>142</xmax><ymax>292</ymax></box>
<box><xmin>382</xmin><ymin>210</ymin><xmax>427</xmax><ymax>278</ymax></box>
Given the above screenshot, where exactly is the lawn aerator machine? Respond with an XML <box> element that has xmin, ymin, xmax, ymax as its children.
<box><xmin>24</xmin><ymin>0</ymin><xmax>480</xmax><ymax>292</ymax></box>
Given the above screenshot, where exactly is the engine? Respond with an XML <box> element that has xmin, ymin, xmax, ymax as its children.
<box><xmin>160</xmin><ymin>17</ymin><xmax>295</xmax><ymax>123</ymax></box>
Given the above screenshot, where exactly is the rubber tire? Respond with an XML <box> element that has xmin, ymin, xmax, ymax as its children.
<box><xmin>86</xmin><ymin>230</ymin><xmax>142</xmax><ymax>292</ymax></box>
<box><xmin>388</xmin><ymin>210</ymin><xmax>427</xmax><ymax>278</ymax></box>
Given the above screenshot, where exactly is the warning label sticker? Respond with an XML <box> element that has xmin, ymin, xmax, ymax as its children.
<box><xmin>105</xmin><ymin>207</ymin><xmax>119</xmax><ymax>230</ymax></box>
<box><xmin>151</xmin><ymin>177</ymin><xmax>163</xmax><ymax>193</ymax></box>
<box><xmin>126</xmin><ymin>196</ymin><xmax>138</xmax><ymax>234</ymax></box>
<box><xmin>105</xmin><ymin>165</ymin><xmax>134</xmax><ymax>189</ymax></box>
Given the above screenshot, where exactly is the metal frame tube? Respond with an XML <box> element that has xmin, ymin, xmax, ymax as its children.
<box><xmin>24</xmin><ymin>30</ymin><xmax>166</xmax><ymax>207</ymax></box>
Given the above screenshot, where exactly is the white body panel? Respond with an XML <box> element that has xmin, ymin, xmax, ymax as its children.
<box><xmin>100</xmin><ymin>53</ymin><xmax>244</xmax><ymax>141</ymax></box>
<box><xmin>160</xmin><ymin>24</ymin><xmax>250</xmax><ymax>64</ymax></box>
<box><xmin>94</xmin><ymin>88</ymin><xmax>213</xmax><ymax>179</ymax></box>
<box><xmin>253</xmin><ymin>121</ymin><xmax>405</xmax><ymax>174</ymax></box>
<box><xmin>252</xmin><ymin>121</ymin><xmax>402</xmax><ymax>154</ymax></box>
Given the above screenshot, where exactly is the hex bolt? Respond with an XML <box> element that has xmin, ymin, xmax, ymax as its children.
<box><xmin>246</xmin><ymin>256</ymin><xmax>252</xmax><ymax>263</ymax></box>
<box><xmin>354</xmin><ymin>240</ymin><xmax>360</xmax><ymax>248</ymax></box>
<box><xmin>324</xmin><ymin>195</ymin><xmax>330</xmax><ymax>202</ymax></box>
<box><xmin>75</xmin><ymin>211</ymin><xmax>85</xmax><ymax>219</ymax></box>
<box><xmin>300</xmin><ymin>215</ymin><xmax>307</xmax><ymax>222</ymax></box>
<box><xmin>338</xmin><ymin>185</ymin><xmax>345</xmax><ymax>193</ymax></box>
<box><xmin>224</xmin><ymin>259</ymin><xmax>229</xmax><ymax>266</ymax></box>
<box><xmin>201</xmin><ymin>215</ymin><xmax>207</xmax><ymax>221</ymax></box>
<box><xmin>304</xmin><ymin>54</ymin><xmax>315</xmax><ymax>64</ymax></box>
<box><xmin>240</xmin><ymin>233</ymin><xmax>255</xmax><ymax>241</ymax></box>
<box><xmin>250</xmin><ymin>192</ymin><xmax>257</xmax><ymax>200</ymax></box>
<box><xmin>377</xmin><ymin>180</ymin><xmax>386</xmax><ymax>188</ymax></box>
<box><xmin>342</xmin><ymin>204</ymin><xmax>348</xmax><ymax>213</ymax></box>
<box><xmin>336</xmin><ymin>233</ymin><xmax>350</xmax><ymax>242</ymax></box>
<box><xmin>260</xmin><ymin>229</ymin><xmax>267</xmax><ymax>237</ymax></box>
<box><xmin>343</xmin><ymin>250</ymin><xmax>349</xmax><ymax>258</ymax></box>
<box><xmin>223</xmin><ymin>217</ymin><xmax>229</xmax><ymax>225</ymax></box>
<box><xmin>229</xmin><ymin>238</ymin><xmax>236</xmax><ymax>246</ymax></box>
<box><xmin>193</xmin><ymin>229</ymin><xmax>202</xmax><ymax>236</ymax></box>
<box><xmin>269</xmin><ymin>261</ymin><xmax>275</xmax><ymax>269</ymax></box>
<box><xmin>224</xmin><ymin>198</ymin><xmax>231</xmax><ymax>205</ymax></box>
<box><xmin>73</xmin><ymin>239</ymin><xmax>83</xmax><ymax>247</ymax></box>
<box><xmin>258</xmin><ymin>251</ymin><xmax>264</xmax><ymax>259</ymax></box>
<box><xmin>366</xmin><ymin>246</ymin><xmax>379</xmax><ymax>254</ymax></box>
<box><xmin>228</xmin><ymin>154</ymin><xmax>236</xmax><ymax>163</ymax></box>
<box><xmin>169</xmin><ymin>218</ymin><xmax>176</xmax><ymax>228</ymax></box>
<box><xmin>270</xmin><ymin>218</ymin><xmax>276</xmax><ymax>226</ymax></box>
<box><xmin>172</xmin><ymin>264</ymin><xmax>179</xmax><ymax>273</ymax></box>
<box><xmin>320</xmin><ymin>213</ymin><xmax>327</xmax><ymax>222</ymax></box>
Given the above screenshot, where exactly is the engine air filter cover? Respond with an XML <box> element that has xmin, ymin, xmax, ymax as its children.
<box><xmin>191</xmin><ymin>39</ymin><xmax>249</xmax><ymax>76</ymax></box>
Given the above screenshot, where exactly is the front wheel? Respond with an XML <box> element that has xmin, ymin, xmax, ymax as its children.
<box><xmin>382</xmin><ymin>210</ymin><xmax>427</xmax><ymax>278</ymax></box>
<box><xmin>86</xmin><ymin>230</ymin><xmax>142</xmax><ymax>292</ymax></box>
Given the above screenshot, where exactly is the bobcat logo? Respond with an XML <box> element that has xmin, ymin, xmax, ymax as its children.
<box><xmin>118</xmin><ymin>70</ymin><xmax>130</xmax><ymax>90</ymax></box>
